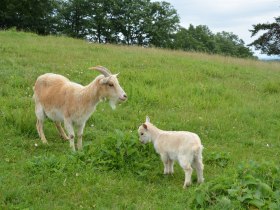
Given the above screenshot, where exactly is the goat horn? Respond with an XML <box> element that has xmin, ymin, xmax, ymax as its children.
<box><xmin>89</xmin><ymin>66</ymin><xmax>112</xmax><ymax>77</ymax></box>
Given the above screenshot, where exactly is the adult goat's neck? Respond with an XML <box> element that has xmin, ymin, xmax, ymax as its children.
<box><xmin>81</xmin><ymin>76</ymin><xmax>104</xmax><ymax>107</ymax></box>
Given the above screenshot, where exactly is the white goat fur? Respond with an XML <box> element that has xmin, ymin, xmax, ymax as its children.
<box><xmin>138</xmin><ymin>116</ymin><xmax>204</xmax><ymax>188</ymax></box>
<box><xmin>33</xmin><ymin>66</ymin><xmax>127</xmax><ymax>151</ymax></box>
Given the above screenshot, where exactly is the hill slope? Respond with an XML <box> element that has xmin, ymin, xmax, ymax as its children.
<box><xmin>1</xmin><ymin>30</ymin><xmax>280</xmax><ymax>209</ymax></box>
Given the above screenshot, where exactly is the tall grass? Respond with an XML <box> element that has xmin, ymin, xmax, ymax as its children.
<box><xmin>1</xmin><ymin>30</ymin><xmax>280</xmax><ymax>209</ymax></box>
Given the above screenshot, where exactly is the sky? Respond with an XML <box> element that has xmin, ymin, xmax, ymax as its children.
<box><xmin>164</xmin><ymin>0</ymin><xmax>280</xmax><ymax>59</ymax></box>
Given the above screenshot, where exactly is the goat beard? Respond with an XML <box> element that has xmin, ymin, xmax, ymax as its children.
<box><xmin>109</xmin><ymin>98</ymin><xmax>118</xmax><ymax>110</ymax></box>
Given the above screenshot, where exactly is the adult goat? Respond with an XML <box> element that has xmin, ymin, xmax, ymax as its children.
<box><xmin>33</xmin><ymin>66</ymin><xmax>127</xmax><ymax>151</ymax></box>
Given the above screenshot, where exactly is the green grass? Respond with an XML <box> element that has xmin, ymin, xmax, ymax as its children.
<box><xmin>1</xmin><ymin>30</ymin><xmax>280</xmax><ymax>209</ymax></box>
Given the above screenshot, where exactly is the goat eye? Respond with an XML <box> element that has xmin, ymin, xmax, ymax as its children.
<box><xmin>108</xmin><ymin>83</ymin><xmax>114</xmax><ymax>87</ymax></box>
<box><xmin>141</xmin><ymin>133</ymin><xmax>144</xmax><ymax>136</ymax></box>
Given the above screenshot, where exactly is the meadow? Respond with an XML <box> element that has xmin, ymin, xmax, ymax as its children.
<box><xmin>0</xmin><ymin>30</ymin><xmax>280</xmax><ymax>209</ymax></box>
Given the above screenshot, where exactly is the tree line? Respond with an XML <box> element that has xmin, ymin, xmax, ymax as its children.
<box><xmin>1</xmin><ymin>0</ymin><xmax>257</xmax><ymax>58</ymax></box>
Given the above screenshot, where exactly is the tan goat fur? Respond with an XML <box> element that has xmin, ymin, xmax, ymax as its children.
<box><xmin>138</xmin><ymin>116</ymin><xmax>204</xmax><ymax>188</ymax></box>
<box><xmin>33</xmin><ymin>66</ymin><xmax>127</xmax><ymax>151</ymax></box>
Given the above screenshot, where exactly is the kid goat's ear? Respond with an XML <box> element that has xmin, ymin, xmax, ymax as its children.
<box><xmin>143</xmin><ymin>123</ymin><xmax>148</xmax><ymax>130</ymax></box>
<box><xmin>146</xmin><ymin>116</ymin><xmax>150</xmax><ymax>123</ymax></box>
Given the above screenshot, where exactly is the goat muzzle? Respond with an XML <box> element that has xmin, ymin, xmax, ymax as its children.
<box><xmin>119</xmin><ymin>94</ymin><xmax>127</xmax><ymax>101</ymax></box>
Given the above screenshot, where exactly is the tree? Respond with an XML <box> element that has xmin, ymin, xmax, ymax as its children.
<box><xmin>248</xmin><ymin>16</ymin><xmax>280</xmax><ymax>55</ymax></box>
<box><xmin>147</xmin><ymin>1</ymin><xmax>180</xmax><ymax>48</ymax></box>
<box><xmin>87</xmin><ymin>0</ymin><xmax>118</xmax><ymax>43</ymax></box>
<box><xmin>57</xmin><ymin>0</ymin><xmax>94</xmax><ymax>38</ymax></box>
<box><xmin>173</xmin><ymin>25</ymin><xmax>254</xmax><ymax>58</ymax></box>
<box><xmin>110</xmin><ymin>0</ymin><xmax>151</xmax><ymax>45</ymax></box>
<box><xmin>0</xmin><ymin>0</ymin><xmax>57</xmax><ymax>35</ymax></box>
<box><xmin>173</xmin><ymin>25</ymin><xmax>215</xmax><ymax>52</ymax></box>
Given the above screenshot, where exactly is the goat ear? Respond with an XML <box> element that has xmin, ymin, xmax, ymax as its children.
<box><xmin>99</xmin><ymin>77</ymin><xmax>109</xmax><ymax>84</ymax></box>
<box><xmin>146</xmin><ymin>116</ymin><xmax>150</xmax><ymax>123</ymax></box>
<box><xmin>99</xmin><ymin>78</ymin><xmax>107</xmax><ymax>84</ymax></box>
<box><xmin>143</xmin><ymin>123</ymin><xmax>148</xmax><ymax>130</ymax></box>
<box><xmin>115</xmin><ymin>73</ymin><xmax>120</xmax><ymax>78</ymax></box>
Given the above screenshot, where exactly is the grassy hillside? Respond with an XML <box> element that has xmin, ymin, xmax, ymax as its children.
<box><xmin>1</xmin><ymin>30</ymin><xmax>280</xmax><ymax>209</ymax></box>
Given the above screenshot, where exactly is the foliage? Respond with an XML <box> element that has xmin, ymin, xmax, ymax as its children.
<box><xmin>249</xmin><ymin>16</ymin><xmax>280</xmax><ymax>55</ymax></box>
<box><xmin>80</xmin><ymin>130</ymin><xmax>159</xmax><ymax>176</ymax></box>
<box><xmin>0</xmin><ymin>0</ymin><xmax>57</xmax><ymax>35</ymax></box>
<box><xmin>173</xmin><ymin>25</ymin><xmax>215</xmax><ymax>52</ymax></box>
<box><xmin>56</xmin><ymin>0</ymin><xmax>94</xmax><ymax>38</ymax></box>
<box><xmin>107</xmin><ymin>0</ymin><xmax>151</xmax><ymax>45</ymax></box>
<box><xmin>205</xmin><ymin>152</ymin><xmax>230</xmax><ymax>168</ymax></box>
<box><xmin>191</xmin><ymin>161</ymin><xmax>280</xmax><ymax>209</ymax></box>
<box><xmin>173</xmin><ymin>25</ymin><xmax>255</xmax><ymax>58</ymax></box>
<box><xmin>147</xmin><ymin>1</ymin><xmax>180</xmax><ymax>48</ymax></box>
<box><xmin>215</xmin><ymin>31</ymin><xmax>254</xmax><ymax>58</ymax></box>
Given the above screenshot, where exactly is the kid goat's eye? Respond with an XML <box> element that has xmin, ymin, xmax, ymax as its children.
<box><xmin>109</xmin><ymin>83</ymin><xmax>114</xmax><ymax>87</ymax></box>
<box><xmin>141</xmin><ymin>133</ymin><xmax>144</xmax><ymax>135</ymax></box>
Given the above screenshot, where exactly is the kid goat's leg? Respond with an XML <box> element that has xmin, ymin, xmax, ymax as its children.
<box><xmin>179</xmin><ymin>156</ymin><xmax>193</xmax><ymax>188</ymax></box>
<box><xmin>168</xmin><ymin>159</ymin><xmax>174</xmax><ymax>174</ymax></box>
<box><xmin>194</xmin><ymin>152</ymin><xmax>204</xmax><ymax>184</ymax></box>
<box><xmin>183</xmin><ymin>164</ymin><xmax>193</xmax><ymax>188</ymax></box>
<box><xmin>160</xmin><ymin>154</ymin><xmax>169</xmax><ymax>175</ymax></box>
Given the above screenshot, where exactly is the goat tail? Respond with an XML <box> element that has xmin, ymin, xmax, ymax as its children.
<box><xmin>193</xmin><ymin>144</ymin><xmax>203</xmax><ymax>160</ymax></box>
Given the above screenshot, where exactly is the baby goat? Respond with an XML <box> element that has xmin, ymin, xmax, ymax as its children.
<box><xmin>33</xmin><ymin>66</ymin><xmax>127</xmax><ymax>151</ymax></box>
<box><xmin>138</xmin><ymin>116</ymin><xmax>204</xmax><ymax>188</ymax></box>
